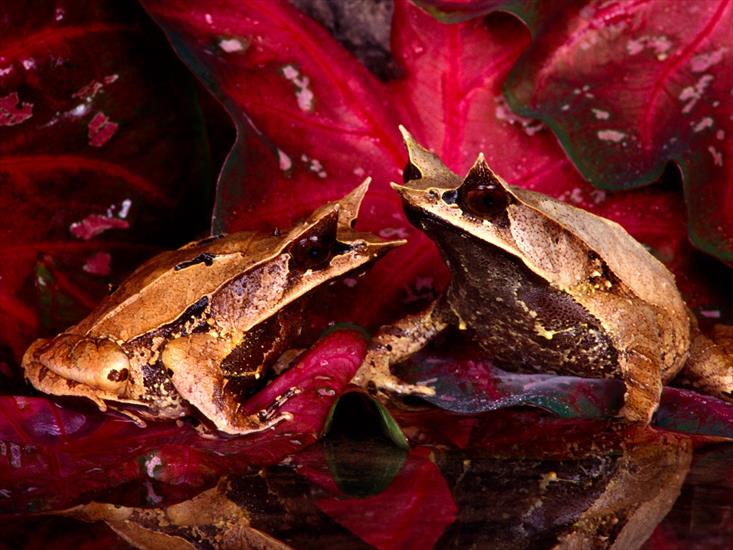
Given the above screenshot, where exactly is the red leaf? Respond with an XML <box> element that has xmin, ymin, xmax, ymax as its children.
<box><xmin>238</xmin><ymin>328</ymin><xmax>368</xmax><ymax>444</ymax></box>
<box><xmin>295</xmin><ymin>446</ymin><xmax>457</xmax><ymax>550</ymax></box>
<box><xmin>505</xmin><ymin>0</ymin><xmax>733</xmax><ymax>264</ymax></box>
<box><xmin>0</xmin><ymin>1</ymin><xmax>213</xmax><ymax>363</ymax></box>
<box><xmin>417</xmin><ymin>0</ymin><xmax>733</xmax><ymax>265</ymax></box>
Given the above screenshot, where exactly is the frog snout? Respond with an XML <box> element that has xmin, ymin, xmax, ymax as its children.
<box><xmin>33</xmin><ymin>334</ymin><xmax>131</xmax><ymax>395</ymax></box>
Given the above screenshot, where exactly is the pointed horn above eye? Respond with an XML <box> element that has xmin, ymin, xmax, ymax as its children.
<box><xmin>464</xmin><ymin>152</ymin><xmax>507</xmax><ymax>190</ymax></box>
<box><xmin>398</xmin><ymin>125</ymin><xmax>456</xmax><ymax>182</ymax></box>
<box><xmin>336</xmin><ymin>177</ymin><xmax>371</xmax><ymax>230</ymax></box>
<box><xmin>458</xmin><ymin>153</ymin><xmax>513</xmax><ymax>219</ymax></box>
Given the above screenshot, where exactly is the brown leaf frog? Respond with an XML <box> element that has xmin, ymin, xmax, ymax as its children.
<box><xmin>23</xmin><ymin>181</ymin><xmax>403</xmax><ymax>434</ymax></box>
<box><xmin>353</xmin><ymin>127</ymin><xmax>733</xmax><ymax>423</ymax></box>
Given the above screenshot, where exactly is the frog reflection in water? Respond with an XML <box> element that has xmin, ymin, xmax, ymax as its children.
<box><xmin>22</xmin><ymin>181</ymin><xmax>403</xmax><ymax>435</ymax></box>
<box><xmin>354</xmin><ymin>127</ymin><xmax>733</xmax><ymax>423</ymax></box>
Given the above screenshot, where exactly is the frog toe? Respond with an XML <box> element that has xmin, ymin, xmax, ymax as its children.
<box><xmin>678</xmin><ymin>330</ymin><xmax>733</xmax><ymax>400</ymax></box>
<box><xmin>618</xmin><ymin>350</ymin><xmax>662</xmax><ymax>424</ymax></box>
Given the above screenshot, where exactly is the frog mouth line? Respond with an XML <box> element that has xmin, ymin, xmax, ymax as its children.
<box><xmin>26</xmin><ymin>358</ymin><xmax>195</xmax><ymax>427</ymax></box>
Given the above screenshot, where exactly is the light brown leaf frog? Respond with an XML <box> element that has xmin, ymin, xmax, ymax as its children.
<box><xmin>353</xmin><ymin>127</ymin><xmax>732</xmax><ymax>423</ymax></box>
<box><xmin>23</xmin><ymin>181</ymin><xmax>403</xmax><ymax>434</ymax></box>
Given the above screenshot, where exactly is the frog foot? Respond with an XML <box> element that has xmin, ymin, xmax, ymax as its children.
<box><xmin>352</xmin><ymin>346</ymin><xmax>436</xmax><ymax>399</ymax></box>
<box><xmin>677</xmin><ymin>325</ymin><xmax>733</xmax><ymax>400</ymax></box>
<box><xmin>352</xmin><ymin>298</ymin><xmax>449</xmax><ymax>400</ymax></box>
<box><xmin>618</xmin><ymin>349</ymin><xmax>663</xmax><ymax>424</ymax></box>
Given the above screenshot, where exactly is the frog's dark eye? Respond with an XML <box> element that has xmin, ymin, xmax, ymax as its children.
<box><xmin>289</xmin><ymin>216</ymin><xmax>350</xmax><ymax>272</ymax></box>
<box><xmin>403</xmin><ymin>162</ymin><xmax>422</xmax><ymax>182</ymax></box>
<box><xmin>291</xmin><ymin>234</ymin><xmax>335</xmax><ymax>271</ymax></box>
<box><xmin>459</xmin><ymin>182</ymin><xmax>509</xmax><ymax>218</ymax></box>
<box><xmin>458</xmin><ymin>159</ymin><xmax>510</xmax><ymax>219</ymax></box>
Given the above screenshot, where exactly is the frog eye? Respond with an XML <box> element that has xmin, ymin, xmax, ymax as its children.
<box><xmin>459</xmin><ymin>181</ymin><xmax>509</xmax><ymax>218</ymax></box>
<box><xmin>403</xmin><ymin>161</ymin><xmax>422</xmax><ymax>182</ymax></box>
<box><xmin>291</xmin><ymin>233</ymin><xmax>336</xmax><ymax>270</ymax></box>
<box><xmin>289</xmin><ymin>214</ymin><xmax>350</xmax><ymax>271</ymax></box>
<box><xmin>458</xmin><ymin>156</ymin><xmax>510</xmax><ymax>219</ymax></box>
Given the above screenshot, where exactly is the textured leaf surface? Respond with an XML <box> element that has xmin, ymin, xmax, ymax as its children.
<box><xmin>0</xmin><ymin>1</ymin><xmax>212</xmax><ymax>365</ymax></box>
<box><xmin>0</xmin><ymin>329</ymin><xmax>366</xmax><ymax>513</ymax></box>
<box><xmin>420</xmin><ymin>0</ymin><xmax>733</xmax><ymax>264</ymax></box>
<box><xmin>396</xmin><ymin>346</ymin><xmax>733</xmax><ymax>440</ymax></box>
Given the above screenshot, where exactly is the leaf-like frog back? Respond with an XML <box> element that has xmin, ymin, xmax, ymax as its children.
<box><xmin>510</xmin><ymin>185</ymin><xmax>685</xmax><ymax>316</ymax></box>
<box><xmin>75</xmin><ymin>231</ymin><xmax>282</xmax><ymax>340</ymax></box>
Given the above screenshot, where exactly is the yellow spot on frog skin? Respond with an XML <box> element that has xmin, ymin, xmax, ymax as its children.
<box><xmin>539</xmin><ymin>471</ymin><xmax>558</xmax><ymax>491</ymax></box>
<box><xmin>535</xmin><ymin>322</ymin><xmax>558</xmax><ymax>340</ymax></box>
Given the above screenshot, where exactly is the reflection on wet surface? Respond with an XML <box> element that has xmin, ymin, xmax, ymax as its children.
<box><xmin>7</xmin><ymin>420</ymin><xmax>731</xmax><ymax>549</ymax></box>
<box><xmin>3</xmin><ymin>396</ymin><xmax>733</xmax><ymax>549</ymax></box>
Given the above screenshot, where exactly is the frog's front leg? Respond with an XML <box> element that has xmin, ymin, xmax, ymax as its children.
<box><xmin>618</xmin><ymin>348</ymin><xmax>663</xmax><ymax>423</ymax></box>
<box><xmin>352</xmin><ymin>297</ymin><xmax>453</xmax><ymax>399</ymax></box>
<box><xmin>161</xmin><ymin>333</ymin><xmax>289</xmax><ymax>435</ymax></box>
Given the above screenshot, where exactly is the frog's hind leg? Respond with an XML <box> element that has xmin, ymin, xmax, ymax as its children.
<box><xmin>161</xmin><ymin>333</ymin><xmax>288</xmax><ymax>435</ymax></box>
<box><xmin>677</xmin><ymin>323</ymin><xmax>733</xmax><ymax>400</ymax></box>
<box><xmin>352</xmin><ymin>298</ymin><xmax>452</xmax><ymax>400</ymax></box>
<box><xmin>618</xmin><ymin>348</ymin><xmax>663</xmax><ymax>423</ymax></box>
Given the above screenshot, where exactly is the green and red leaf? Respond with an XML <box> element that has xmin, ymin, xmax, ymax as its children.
<box><xmin>419</xmin><ymin>0</ymin><xmax>733</xmax><ymax>264</ymax></box>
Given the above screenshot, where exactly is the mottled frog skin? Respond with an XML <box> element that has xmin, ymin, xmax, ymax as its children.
<box><xmin>354</xmin><ymin>128</ymin><xmax>732</xmax><ymax>423</ymax></box>
<box><xmin>23</xmin><ymin>181</ymin><xmax>402</xmax><ymax>434</ymax></box>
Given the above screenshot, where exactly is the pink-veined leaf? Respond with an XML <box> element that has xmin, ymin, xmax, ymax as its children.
<box><xmin>505</xmin><ymin>0</ymin><xmax>733</xmax><ymax>265</ymax></box>
<box><xmin>419</xmin><ymin>0</ymin><xmax>733</xmax><ymax>264</ymax></box>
